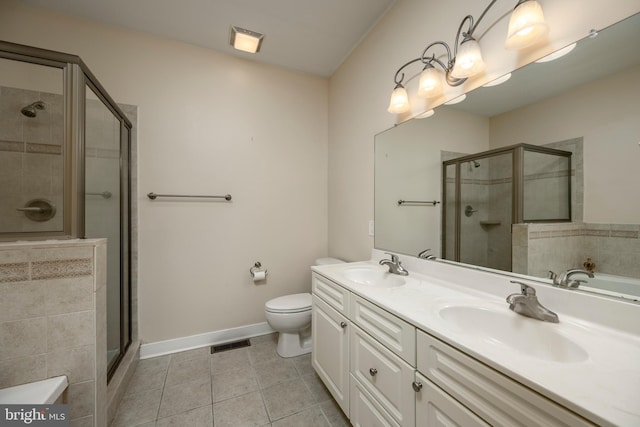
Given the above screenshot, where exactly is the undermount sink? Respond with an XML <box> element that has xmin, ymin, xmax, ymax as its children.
<box><xmin>341</xmin><ymin>266</ymin><xmax>406</xmax><ymax>287</ymax></box>
<box><xmin>438</xmin><ymin>306</ymin><xmax>588</xmax><ymax>363</ymax></box>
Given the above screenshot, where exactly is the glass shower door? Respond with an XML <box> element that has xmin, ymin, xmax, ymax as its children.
<box><xmin>459</xmin><ymin>153</ymin><xmax>513</xmax><ymax>271</ymax></box>
<box><xmin>84</xmin><ymin>84</ymin><xmax>130</xmax><ymax>375</ymax></box>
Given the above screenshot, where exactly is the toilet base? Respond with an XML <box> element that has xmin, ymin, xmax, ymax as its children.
<box><xmin>276</xmin><ymin>327</ymin><xmax>312</xmax><ymax>358</ymax></box>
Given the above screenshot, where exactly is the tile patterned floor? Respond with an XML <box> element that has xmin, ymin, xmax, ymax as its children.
<box><xmin>111</xmin><ymin>334</ymin><xmax>351</xmax><ymax>426</ymax></box>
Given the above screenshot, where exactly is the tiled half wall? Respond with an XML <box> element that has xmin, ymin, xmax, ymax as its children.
<box><xmin>513</xmin><ymin>223</ymin><xmax>640</xmax><ymax>279</ymax></box>
<box><xmin>0</xmin><ymin>239</ymin><xmax>107</xmax><ymax>427</ymax></box>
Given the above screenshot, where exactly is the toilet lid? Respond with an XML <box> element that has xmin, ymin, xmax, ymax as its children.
<box><xmin>265</xmin><ymin>293</ymin><xmax>312</xmax><ymax>313</ymax></box>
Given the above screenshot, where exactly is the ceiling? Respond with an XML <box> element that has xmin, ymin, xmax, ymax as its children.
<box><xmin>19</xmin><ymin>0</ymin><xmax>396</xmax><ymax>77</ymax></box>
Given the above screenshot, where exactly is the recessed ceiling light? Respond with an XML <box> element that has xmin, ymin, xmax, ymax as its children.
<box><xmin>230</xmin><ymin>26</ymin><xmax>264</xmax><ymax>54</ymax></box>
<box><xmin>535</xmin><ymin>43</ymin><xmax>576</xmax><ymax>63</ymax></box>
<box><xmin>444</xmin><ymin>94</ymin><xmax>467</xmax><ymax>105</ymax></box>
<box><xmin>483</xmin><ymin>73</ymin><xmax>512</xmax><ymax>88</ymax></box>
<box><xmin>415</xmin><ymin>109</ymin><xmax>435</xmax><ymax>119</ymax></box>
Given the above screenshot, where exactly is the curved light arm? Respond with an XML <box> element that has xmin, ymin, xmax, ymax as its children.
<box><xmin>393</xmin><ymin>57</ymin><xmax>425</xmax><ymax>85</ymax></box>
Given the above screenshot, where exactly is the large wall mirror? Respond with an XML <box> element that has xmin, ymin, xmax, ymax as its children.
<box><xmin>375</xmin><ymin>13</ymin><xmax>640</xmax><ymax>302</ymax></box>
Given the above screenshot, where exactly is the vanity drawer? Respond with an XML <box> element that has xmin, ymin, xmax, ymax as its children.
<box><xmin>351</xmin><ymin>324</ymin><xmax>415</xmax><ymax>426</ymax></box>
<box><xmin>416</xmin><ymin>331</ymin><xmax>596</xmax><ymax>427</ymax></box>
<box><xmin>350</xmin><ymin>294</ymin><xmax>416</xmax><ymax>366</ymax></box>
<box><xmin>350</xmin><ymin>374</ymin><xmax>401</xmax><ymax>427</ymax></box>
<box><xmin>415</xmin><ymin>372</ymin><xmax>489</xmax><ymax>427</ymax></box>
<box><xmin>312</xmin><ymin>273</ymin><xmax>350</xmax><ymax>316</ymax></box>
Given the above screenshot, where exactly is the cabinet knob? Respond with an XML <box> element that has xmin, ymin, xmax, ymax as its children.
<box><xmin>412</xmin><ymin>381</ymin><xmax>423</xmax><ymax>392</ymax></box>
<box><xmin>369</xmin><ymin>368</ymin><xmax>378</xmax><ymax>376</ymax></box>
<box><xmin>340</xmin><ymin>321</ymin><xmax>347</xmax><ymax>328</ymax></box>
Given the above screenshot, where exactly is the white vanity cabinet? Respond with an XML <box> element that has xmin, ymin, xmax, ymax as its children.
<box><xmin>312</xmin><ymin>274</ymin><xmax>351</xmax><ymax>414</ymax></box>
<box><xmin>414</xmin><ymin>371</ymin><xmax>489</xmax><ymax>427</ymax></box>
<box><xmin>312</xmin><ymin>270</ymin><xmax>600</xmax><ymax>427</ymax></box>
<box><xmin>416</xmin><ymin>331</ymin><xmax>596</xmax><ymax>427</ymax></box>
<box><xmin>312</xmin><ymin>272</ymin><xmax>417</xmax><ymax>426</ymax></box>
<box><xmin>311</xmin><ymin>294</ymin><xmax>350</xmax><ymax>414</ymax></box>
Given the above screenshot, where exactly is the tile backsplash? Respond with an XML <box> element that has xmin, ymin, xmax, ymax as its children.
<box><xmin>513</xmin><ymin>222</ymin><xmax>640</xmax><ymax>279</ymax></box>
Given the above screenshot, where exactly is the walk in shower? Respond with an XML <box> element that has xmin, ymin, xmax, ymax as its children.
<box><xmin>0</xmin><ymin>41</ymin><xmax>133</xmax><ymax>380</ymax></box>
<box><xmin>443</xmin><ymin>143</ymin><xmax>571</xmax><ymax>271</ymax></box>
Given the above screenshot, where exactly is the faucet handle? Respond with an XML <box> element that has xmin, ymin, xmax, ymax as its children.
<box><xmin>418</xmin><ymin>249</ymin><xmax>431</xmax><ymax>258</ymax></box>
<box><xmin>384</xmin><ymin>252</ymin><xmax>399</xmax><ymax>263</ymax></box>
<box><xmin>510</xmin><ymin>280</ymin><xmax>536</xmax><ymax>296</ymax></box>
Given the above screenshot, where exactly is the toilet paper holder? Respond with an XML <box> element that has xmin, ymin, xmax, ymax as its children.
<box><xmin>249</xmin><ymin>262</ymin><xmax>268</xmax><ymax>279</ymax></box>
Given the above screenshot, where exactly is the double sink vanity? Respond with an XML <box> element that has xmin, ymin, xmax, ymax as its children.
<box><xmin>311</xmin><ymin>250</ymin><xmax>640</xmax><ymax>426</ymax></box>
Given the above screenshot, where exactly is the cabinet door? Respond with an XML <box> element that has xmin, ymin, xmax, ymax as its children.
<box><xmin>415</xmin><ymin>372</ymin><xmax>489</xmax><ymax>427</ymax></box>
<box><xmin>350</xmin><ymin>374</ymin><xmax>401</xmax><ymax>427</ymax></box>
<box><xmin>312</xmin><ymin>295</ymin><xmax>350</xmax><ymax>415</ymax></box>
<box><xmin>351</xmin><ymin>324</ymin><xmax>415</xmax><ymax>426</ymax></box>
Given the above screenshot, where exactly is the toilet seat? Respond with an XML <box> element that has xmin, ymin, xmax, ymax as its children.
<box><xmin>265</xmin><ymin>293</ymin><xmax>312</xmax><ymax>314</ymax></box>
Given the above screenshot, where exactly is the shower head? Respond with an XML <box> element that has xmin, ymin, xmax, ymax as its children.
<box><xmin>21</xmin><ymin>101</ymin><xmax>46</xmax><ymax>118</ymax></box>
<box><xmin>467</xmin><ymin>160</ymin><xmax>481</xmax><ymax>171</ymax></box>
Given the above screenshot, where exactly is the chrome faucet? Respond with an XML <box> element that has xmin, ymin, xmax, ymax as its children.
<box><xmin>418</xmin><ymin>249</ymin><xmax>436</xmax><ymax>260</ymax></box>
<box><xmin>549</xmin><ymin>268</ymin><xmax>594</xmax><ymax>289</ymax></box>
<box><xmin>506</xmin><ymin>281</ymin><xmax>559</xmax><ymax>323</ymax></box>
<box><xmin>379</xmin><ymin>253</ymin><xmax>409</xmax><ymax>276</ymax></box>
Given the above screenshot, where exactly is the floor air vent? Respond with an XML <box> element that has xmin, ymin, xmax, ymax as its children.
<box><xmin>210</xmin><ymin>339</ymin><xmax>251</xmax><ymax>354</ymax></box>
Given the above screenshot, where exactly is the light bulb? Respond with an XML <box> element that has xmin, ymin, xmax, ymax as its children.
<box><xmin>418</xmin><ymin>66</ymin><xmax>443</xmax><ymax>98</ymax></box>
<box><xmin>505</xmin><ymin>0</ymin><xmax>549</xmax><ymax>50</ymax></box>
<box><xmin>387</xmin><ymin>85</ymin><xmax>410</xmax><ymax>114</ymax></box>
<box><xmin>451</xmin><ymin>38</ymin><xmax>486</xmax><ymax>79</ymax></box>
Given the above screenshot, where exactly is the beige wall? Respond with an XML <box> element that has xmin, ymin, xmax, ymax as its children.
<box><xmin>0</xmin><ymin>1</ymin><xmax>329</xmax><ymax>343</ymax></box>
<box><xmin>328</xmin><ymin>0</ymin><xmax>640</xmax><ymax>261</ymax></box>
<box><xmin>490</xmin><ymin>65</ymin><xmax>640</xmax><ymax>224</ymax></box>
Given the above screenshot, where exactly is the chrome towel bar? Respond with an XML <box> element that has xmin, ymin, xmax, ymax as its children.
<box><xmin>86</xmin><ymin>191</ymin><xmax>112</xmax><ymax>199</ymax></box>
<box><xmin>147</xmin><ymin>192</ymin><xmax>232</xmax><ymax>201</ymax></box>
<box><xmin>397</xmin><ymin>199</ymin><xmax>440</xmax><ymax>206</ymax></box>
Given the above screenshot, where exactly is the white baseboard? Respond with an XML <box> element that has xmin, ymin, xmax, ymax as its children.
<box><xmin>140</xmin><ymin>322</ymin><xmax>275</xmax><ymax>359</ymax></box>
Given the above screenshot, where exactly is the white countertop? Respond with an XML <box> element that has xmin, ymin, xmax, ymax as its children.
<box><xmin>312</xmin><ymin>254</ymin><xmax>640</xmax><ymax>427</ymax></box>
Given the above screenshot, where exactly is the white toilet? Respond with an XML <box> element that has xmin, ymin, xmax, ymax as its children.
<box><xmin>265</xmin><ymin>257</ymin><xmax>344</xmax><ymax>358</ymax></box>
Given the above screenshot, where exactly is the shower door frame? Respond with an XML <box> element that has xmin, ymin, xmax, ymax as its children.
<box><xmin>0</xmin><ymin>41</ymin><xmax>133</xmax><ymax>381</ymax></box>
<box><xmin>442</xmin><ymin>143</ymin><xmax>572</xmax><ymax>265</ymax></box>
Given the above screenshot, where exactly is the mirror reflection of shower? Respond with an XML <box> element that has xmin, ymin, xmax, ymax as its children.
<box><xmin>21</xmin><ymin>100</ymin><xmax>46</xmax><ymax>117</ymax></box>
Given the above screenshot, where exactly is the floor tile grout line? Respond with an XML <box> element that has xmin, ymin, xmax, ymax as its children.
<box><xmin>153</xmin><ymin>355</ymin><xmax>171</xmax><ymax>423</ymax></box>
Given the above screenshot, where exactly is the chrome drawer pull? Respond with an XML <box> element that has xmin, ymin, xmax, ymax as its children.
<box><xmin>340</xmin><ymin>321</ymin><xmax>347</xmax><ymax>328</ymax></box>
<box><xmin>412</xmin><ymin>381</ymin><xmax>423</xmax><ymax>392</ymax></box>
<box><xmin>369</xmin><ymin>368</ymin><xmax>378</xmax><ymax>376</ymax></box>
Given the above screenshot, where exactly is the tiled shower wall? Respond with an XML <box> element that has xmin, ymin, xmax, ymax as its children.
<box><xmin>513</xmin><ymin>223</ymin><xmax>640</xmax><ymax>279</ymax></box>
<box><xmin>0</xmin><ymin>239</ymin><xmax>107</xmax><ymax>427</ymax></box>
<box><xmin>0</xmin><ymin>86</ymin><xmax>64</xmax><ymax>233</ymax></box>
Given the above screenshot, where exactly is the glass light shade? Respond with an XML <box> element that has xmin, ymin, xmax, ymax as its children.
<box><xmin>505</xmin><ymin>0</ymin><xmax>549</xmax><ymax>50</ymax></box>
<box><xmin>387</xmin><ymin>86</ymin><xmax>410</xmax><ymax>114</ymax></box>
<box><xmin>417</xmin><ymin>67</ymin><xmax>443</xmax><ymax>98</ymax></box>
<box><xmin>450</xmin><ymin>39</ymin><xmax>486</xmax><ymax>79</ymax></box>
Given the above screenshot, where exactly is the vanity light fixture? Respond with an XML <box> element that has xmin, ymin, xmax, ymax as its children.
<box><xmin>388</xmin><ymin>0</ymin><xmax>549</xmax><ymax>114</ymax></box>
<box><xmin>230</xmin><ymin>26</ymin><xmax>264</xmax><ymax>53</ymax></box>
